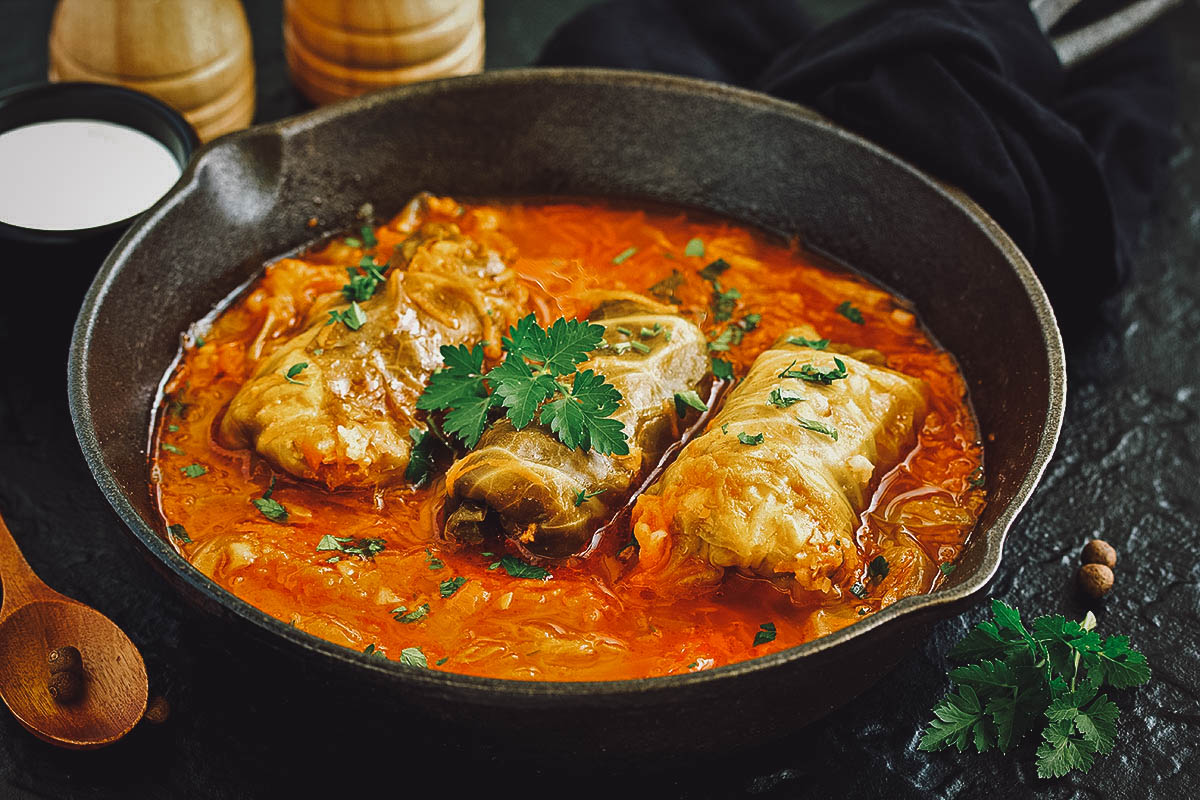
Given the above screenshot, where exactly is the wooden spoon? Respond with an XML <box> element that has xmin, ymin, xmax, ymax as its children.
<box><xmin>0</xmin><ymin>512</ymin><xmax>148</xmax><ymax>749</ymax></box>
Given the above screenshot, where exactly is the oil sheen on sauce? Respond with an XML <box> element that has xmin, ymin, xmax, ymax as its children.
<box><xmin>151</xmin><ymin>199</ymin><xmax>986</xmax><ymax>681</ymax></box>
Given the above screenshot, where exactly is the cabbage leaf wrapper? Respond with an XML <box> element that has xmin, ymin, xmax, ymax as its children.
<box><xmin>631</xmin><ymin>326</ymin><xmax>929</xmax><ymax>596</ymax></box>
<box><xmin>443</xmin><ymin>294</ymin><xmax>708</xmax><ymax>558</ymax></box>
<box><xmin>219</xmin><ymin>222</ymin><xmax>528</xmax><ymax>489</ymax></box>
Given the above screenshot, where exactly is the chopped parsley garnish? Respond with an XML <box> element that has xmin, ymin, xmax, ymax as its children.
<box><xmin>363</xmin><ymin>644</ymin><xmax>386</xmax><ymax>658</ymax></box>
<box><xmin>360</xmin><ymin>224</ymin><xmax>378</xmax><ymax>249</ymax></box>
<box><xmin>167</xmin><ymin>424</ymin><xmax>179</xmax><ymax>432</ymax></box>
<box><xmin>787</xmin><ymin>335</ymin><xmax>829</xmax><ymax>350</ymax></box>
<box><xmin>574</xmin><ymin>487</ymin><xmax>606</xmax><ymax>506</ymax></box>
<box><xmin>404</xmin><ymin>427</ymin><xmax>437</xmax><ymax>488</ymax></box>
<box><xmin>343</xmin><ymin>236</ymin><xmax>363</xmax><ymax>248</ymax></box>
<box><xmin>180</xmin><ymin>463</ymin><xmax>207</xmax><ymax>478</ymax></box>
<box><xmin>778</xmin><ymin>357</ymin><xmax>848</xmax><ymax>385</ymax></box>
<box><xmin>436</xmin><ymin>657</ymin><xmax>449</xmax><ymax>666</ymax></box>
<box><xmin>698</xmin><ymin>258</ymin><xmax>730</xmax><ymax>282</ymax></box>
<box><xmin>392</xmin><ymin>604</ymin><xmax>430</xmax><ymax>623</ymax></box>
<box><xmin>768</xmin><ymin>387</ymin><xmax>804</xmax><ymax>408</ymax></box>
<box><xmin>720</xmin><ymin>422</ymin><xmax>730</xmax><ymax>435</ymax></box>
<box><xmin>737</xmin><ymin>432</ymin><xmax>764</xmax><ymax>446</ymax></box>
<box><xmin>252</xmin><ymin>476</ymin><xmax>288</xmax><ymax>523</ymax></box>
<box><xmin>710</xmin><ymin>280</ymin><xmax>741</xmax><ymax>322</ymax></box>
<box><xmin>425</xmin><ymin>549</ymin><xmax>445</xmax><ymax>570</ymax></box>
<box><xmin>849</xmin><ymin>582</ymin><xmax>867</xmax><ymax>599</ymax></box>
<box><xmin>798</xmin><ymin>418</ymin><xmax>839</xmax><ymax>440</ymax></box>
<box><xmin>674</xmin><ymin>389</ymin><xmax>707</xmax><ymax>418</ymax></box>
<box><xmin>968</xmin><ymin>466</ymin><xmax>985</xmax><ymax>488</ymax></box>
<box><xmin>868</xmin><ymin>555</ymin><xmax>890</xmax><ymax>580</ymax></box>
<box><xmin>753</xmin><ymin>622</ymin><xmax>777</xmax><ymax>647</ymax></box>
<box><xmin>684</xmin><ymin>238</ymin><xmax>705</xmax><ymax>257</ymax></box>
<box><xmin>326</xmin><ymin>301</ymin><xmax>368</xmax><ymax>331</ymax></box>
<box><xmin>836</xmin><ymin>300</ymin><xmax>865</xmax><ymax>324</ymax></box>
<box><xmin>167</xmin><ymin>397</ymin><xmax>188</xmax><ymax>418</ymax></box>
<box><xmin>940</xmin><ymin>563</ymin><xmax>957</xmax><ymax>576</ymax></box>
<box><xmin>612</xmin><ymin>246</ymin><xmax>637</xmax><ymax>264</ymax></box>
<box><xmin>316</xmin><ymin>534</ymin><xmax>385</xmax><ymax>559</ymax></box>
<box><xmin>167</xmin><ymin>524</ymin><xmax>191</xmax><ymax>543</ymax></box>
<box><xmin>341</xmin><ymin>258</ymin><xmax>387</xmax><ymax>302</ymax></box>
<box><xmin>710</xmin><ymin>356</ymin><xmax>735</xmax><ymax>381</ymax></box>
<box><xmin>647</xmin><ymin>270</ymin><xmax>684</xmax><ymax>303</ymax></box>
<box><xmin>417</xmin><ymin>315</ymin><xmax>628</xmax><ymax>455</ymax></box>
<box><xmin>497</xmin><ymin>555</ymin><xmax>551</xmax><ymax>581</ymax></box>
<box><xmin>439</xmin><ymin>576</ymin><xmax>468</xmax><ymax>598</ymax></box>
<box><xmin>284</xmin><ymin>362</ymin><xmax>308</xmax><ymax>385</ymax></box>
<box><xmin>708</xmin><ymin>328</ymin><xmax>734</xmax><ymax>352</ymax></box>
<box><xmin>919</xmin><ymin>601</ymin><xmax>1150</xmax><ymax>778</ymax></box>
<box><xmin>161</xmin><ymin>442</ymin><xmax>184</xmax><ymax>455</ymax></box>
<box><xmin>399</xmin><ymin>647</ymin><xmax>428</xmax><ymax>668</ymax></box>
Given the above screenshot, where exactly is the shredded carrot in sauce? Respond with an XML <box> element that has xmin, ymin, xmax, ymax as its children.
<box><xmin>152</xmin><ymin>199</ymin><xmax>984</xmax><ymax>680</ymax></box>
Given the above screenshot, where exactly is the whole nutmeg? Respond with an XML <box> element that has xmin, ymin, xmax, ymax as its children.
<box><xmin>1078</xmin><ymin>563</ymin><xmax>1114</xmax><ymax>600</ymax></box>
<box><xmin>48</xmin><ymin>645</ymin><xmax>83</xmax><ymax>675</ymax></box>
<box><xmin>1082</xmin><ymin>539</ymin><xmax>1117</xmax><ymax>569</ymax></box>
<box><xmin>48</xmin><ymin>670</ymin><xmax>84</xmax><ymax>704</ymax></box>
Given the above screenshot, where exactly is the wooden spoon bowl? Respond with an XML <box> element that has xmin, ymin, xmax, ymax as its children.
<box><xmin>0</xmin><ymin>515</ymin><xmax>148</xmax><ymax>749</ymax></box>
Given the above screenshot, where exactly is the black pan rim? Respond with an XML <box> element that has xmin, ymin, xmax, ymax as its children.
<box><xmin>66</xmin><ymin>67</ymin><xmax>1066</xmax><ymax>701</ymax></box>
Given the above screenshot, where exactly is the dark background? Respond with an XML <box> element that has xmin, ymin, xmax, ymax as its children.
<box><xmin>1</xmin><ymin>1</ymin><xmax>1197</xmax><ymax>797</ymax></box>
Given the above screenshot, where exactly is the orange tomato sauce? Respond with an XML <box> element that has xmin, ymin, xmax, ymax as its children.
<box><xmin>151</xmin><ymin>198</ymin><xmax>985</xmax><ymax>680</ymax></box>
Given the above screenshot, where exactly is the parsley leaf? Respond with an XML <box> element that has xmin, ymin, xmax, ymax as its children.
<box><xmin>404</xmin><ymin>427</ymin><xmax>437</xmax><ymax>487</ymax></box>
<box><xmin>252</xmin><ymin>476</ymin><xmax>288</xmax><ymax>523</ymax></box>
<box><xmin>363</xmin><ymin>644</ymin><xmax>386</xmax><ymax>658</ymax></box>
<box><xmin>684</xmin><ymin>238</ymin><xmax>705</xmax><ymax>257</ymax></box>
<box><xmin>497</xmin><ymin>555</ymin><xmax>551</xmax><ymax>580</ymax></box>
<box><xmin>710</xmin><ymin>356</ymin><xmax>735</xmax><ymax>381</ymax></box>
<box><xmin>737</xmin><ymin>432</ymin><xmax>764</xmax><ymax>446</ymax></box>
<box><xmin>167</xmin><ymin>523</ymin><xmax>191</xmax><ymax>543</ymax></box>
<box><xmin>779</xmin><ymin>358</ymin><xmax>848</xmax><ymax>385</ymax></box>
<box><xmin>316</xmin><ymin>534</ymin><xmax>384</xmax><ymax>559</ymax></box>
<box><xmin>799</xmin><ymin>418</ymin><xmax>839</xmax><ymax>440</ymax></box>
<box><xmin>752</xmin><ymin>622</ymin><xmax>776</xmax><ymax>646</ymax></box>
<box><xmin>440</xmin><ymin>576</ymin><xmax>467</xmax><ymax>598</ymax></box>
<box><xmin>710</xmin><ymin>280</ymin><xmax>741</xmax><ymax>322</ymax></box>
<box><xmin>181</xmin><ymin>463</ymin><xmax>207</xmax><ymax>478</ymax></box>
<box><xmin>918</xmin><ymin>685</ymin><xmax>996</xmax><ymax>753</ymax></box>
<box><xmin>674</xmin><ymin>389</ymin><xmax>707</xmax><ymax>418</ymax></box>
<box><xmin>360</xmin><ymin>224</ymin><xmax>377</xmax><ymax>249</ymax></box>
<box><xmin>787</xmin><ymin>335</ymin><xmax>829</xmax><ymax>350</ymax></box>
<box><xmin>574</xmin><ymin>487</ymin><xmax>606</xmax><ymax>506</ymax></box>
<box><xmin>698</xmin><ymin>258</ymin><xmax>730</xmax><ymax>282</ymax></box>
<box><xmin>326</xmin><ymin>301</ymin><xmax>368</xmax><ymax>330</ymax></box>
<box><xmin>836</xmin><ymin>300</ymin><xmax>865</xmax><ymax>324</ymax></box>
<box><xmin>284</xmin><ymin>362</ymin><xmax>308</xmax><ymax>385</ymax></box>
<box><xmin>768</xmin><ymin>387</ymin><xmax>804</xmax><ymax>408</ymax></box>
<box><xmin>425</xmin><ymin>549</ymin><xmax>444</xmax><ymax>570</ymax></box>
<box><xmin>399</xmin><ymin>646</ymin><xmax>428</xmax><ymax>668</ymax></box>
<box><xmin>647</xmin><ymin>270</ymin><xmax>684</xmax><ymax>303</ymax></box>
<box><xmin>868</xmin><ymin>555</ymin><xmax>890</xmax><ymax>579</ymax></box>
<box><xmin>392</xmin><ymin>604</ymin><xmax>430</xmax><ymax>623</ymax></box>
<box><xmin>612</xmin><ymin>246</ymin><xmax>637</xmax><ymax>265</ymax></box>
<box><xmin>940</xmin><ymin>563</ymin><xmax>957</xmax><ymax>576</ymax></box>
<box><xmin>161</xmin><ymin>442</ymin><xmax>184</xmax><ymax>455</ymax></box>
<box><xmin>539</xmin><ymin>369</ymin><xmax>628</xmax><ymax>455</ymax></box>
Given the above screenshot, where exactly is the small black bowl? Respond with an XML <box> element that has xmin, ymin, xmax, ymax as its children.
<box><xmin>0</xmin><ymin>81</ymin><xmax>199</xmax><ymax>246</ymax></box>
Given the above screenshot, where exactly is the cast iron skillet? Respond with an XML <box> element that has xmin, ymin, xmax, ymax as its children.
<box><xmin>68</xmin><ymin>69</ymin><xmax>1064</xmax><ymax>757</ymax></box>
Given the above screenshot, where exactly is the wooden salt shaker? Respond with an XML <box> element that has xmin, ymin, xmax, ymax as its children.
<box><xmin>284</xmin><ymin>0</ymin><xmax>484</xmax><ymax>106</ymax></box>
<box><xmin>48</xmin><ymin>0</ymin><xmax>255</xmax><ymax>142</ymax></box>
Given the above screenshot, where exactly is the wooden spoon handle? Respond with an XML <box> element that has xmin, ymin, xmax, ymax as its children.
<box><xmin>0</xmin><ymin>512</ymin><xmax>56</xmax><ymax>619</ymax></box>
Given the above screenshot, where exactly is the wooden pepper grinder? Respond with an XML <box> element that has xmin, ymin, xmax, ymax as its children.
<box><xmin>48</xmin><ymin>0</ymin><xmax>255</xmax><ymax>142</ymax></box>
<box><xmin>284</xmin><ymin>0</ymin><xmax>484</xmax><ymax>106</ymax></box>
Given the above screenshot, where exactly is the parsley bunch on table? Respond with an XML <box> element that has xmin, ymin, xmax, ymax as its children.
<box><xmin>919</xmin><ymin>599</ymin><xmax>1150</xmax><ymax>778</ymax></box>
<box><xmin>416</xmin><ymin>314</ymin><xmax>628</xmax><ymax>455</ymax></box>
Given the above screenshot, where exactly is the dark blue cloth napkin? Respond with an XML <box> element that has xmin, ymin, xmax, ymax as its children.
<box><xmin>538</xmin><ymin>0</ymin><xmax>1176</xmax><ymax>337</ymax></box>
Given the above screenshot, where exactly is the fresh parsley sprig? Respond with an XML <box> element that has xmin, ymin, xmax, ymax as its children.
<box><xmin>919</xmin><ymin>600</ymin><xmax>1150</xmax><ymax>778</ymax></box>
<box><xmin>416</xmin><ymin>315</ymin><xmax>629</xmax><ymax>455</ymax></box>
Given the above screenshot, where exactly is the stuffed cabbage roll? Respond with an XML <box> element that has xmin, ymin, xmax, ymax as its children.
<box><xmin>443</xmin><ymin>293</ymin><xmax>708</xmax><ymax>557</ymax></box>
<box><xmin>631</xmin><ymin>326</ymin><xmax>928</xmax><ymax>595</ymax></box>
<box><xmin>219</xmin><ymin>222</ymin><xmax>527</xmax><ymax>488</ymax></box>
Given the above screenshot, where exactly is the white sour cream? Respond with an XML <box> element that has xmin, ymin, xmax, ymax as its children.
<box><xmin>0</xmin><ymin>119</ymin><xmax>182</xmax><ymax>231</ymax></box>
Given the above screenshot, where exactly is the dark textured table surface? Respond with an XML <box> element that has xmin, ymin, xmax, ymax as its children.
<box><xmin>1</xmin><ymin>1</ymin><xmax>1197</xmax><ymax>797</ymax></box>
